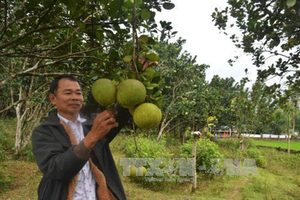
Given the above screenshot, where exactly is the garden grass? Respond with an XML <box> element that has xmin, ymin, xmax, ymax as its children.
<box><xmin>1</xmin><ymin>121</ymin><xmax>300</xmax><ymax>200</ymax></box>
<box><xmin>253</xmin><ymin>140</ymin><xmax>300</xmax><ymax>151</ymax></box>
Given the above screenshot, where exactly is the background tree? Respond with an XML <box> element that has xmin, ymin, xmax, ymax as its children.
<box><xmin>155</xmin><ymin>38</ymin><xmax>209</xmax><ymax>142</ymax></box>
<box><xmin>249</xmin><ymin>80</ymin><xmax>276</xmax><ymax>135</ymax></box>
<box><xmin>230</xmin><ymin>78</ymin><xmax>251</xmax><ymax>140</ymax></box>
<box><xmin>212</xmin><ymin>0</ymin><xmax>300</xmax><ymax>99</ymax></box>
<box><xmin>208</xmin><ymin>75</ymin><xmax>238</xmax><ymax>128</ymax></box>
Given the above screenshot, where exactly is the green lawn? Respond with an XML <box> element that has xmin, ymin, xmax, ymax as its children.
<box><xmin>253</xmin><ymin>140</ymin><xmax>300</xmax><ymax>151</ymax></box>
<box><xmin>1</xmin><ymin>117</ymin><xmax>300</xmax><ymax>200</ymax></box>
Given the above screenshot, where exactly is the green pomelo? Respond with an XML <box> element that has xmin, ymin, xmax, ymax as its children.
<box><xmin>116</xmin><ymin>79</ymin><xmax>146</xmax><ymax>108</ymax></box>
<box><xmin>140</xmin><ymin>166</ymin><xmax>147</xmax><ymax>176</ymax></box>
<box><xmin>133</xmin><ymin>103</ymin><xmax>162</xmax><ymax>129</ymax></box>
<box><xmin>129</xmin><ymin>165</ymin><xmax>147</xmax><ymax>177</ymax></box>
<box><xmin>129</xmin><ymin>165</ymin><xmax>137</xmax><ymax>177</ymax></box>
<box><xmin>91</xmin><ymin>78</ymin><xmax>116</xmax><ymax>107</ymax></box>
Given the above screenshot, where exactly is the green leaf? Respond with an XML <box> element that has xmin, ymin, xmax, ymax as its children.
<box><xmin>163</xmin><ymin>2</ymin><xmax>175</xmax><ymax>10</ymax></box>
<box><xmin>68</xmin><ymin>0</ymin><xmax>77</xmax><ymax>13</ymax></box>
<box><xmin>137</xmin><ymin>0</ymin><xmax>143</xmax><ymax>8</ymax></box>
<box><xmin>145</xmin><ymin>50</ymin><xmax>159</xmax><ymax>61</ymax></box>
<box><xmin>105</xmin><ymin>30</ymin><xmax>114</xmax><ymax>38</ymax></box>
<box><xmin>124</xmin><ymin>0</ymin><xmax>134</xmax><ymax>8</ymax></box>
<box><xmin>42</xmin><ymin>0</ymin><xmax>53</xmax><ymax>8</ymax></box>
<box><xmin>286</xmin><ymin>0</ymin><xmax>296</xmax><ymax>7</ymax></box>
<box><xmin>146</xmin><ymin>86</ymin><xmax>154</xmax><ymax>90</ymax></box>
<box><xmin>77</xmin><ymin>21</ymin><xmax>85</xmax><ymax>29</ymax></box>
<box><xmin>127</xmin><ymin>71</ymin><xmax>136</xmax><ymax>79</ymax></box>
<box><xmin>153</xmin><ymin>91</ymin><xmax>162</xmax><ymax>97</ymax></box>
<box><xmin>123</xmin><ymin>55</ymin><xmax>132</xmax><ymax>63</ymax></box>
<box><xmin>138</xmin><ymin>35</ymin><xmax>149</xmax><ymax>44</ymax></box>
<box><xmin>141</xmin><ymin>9</ymin><xmax>151</xmax><ymax>20</ymax></box>
<box><xmin>15</xmin><ymin>10</ymin><xmax>24</xmax><ymax>19</ymax></box>
<box><xmin>96</xmin><ymin>31</ymin><xmax>104</xmax><ymax>42</ymax></box>
<box><xmin>60</xmin><ymin>0</ymin><xmax>77</xmax><ymax>13</ymax></box>
<box><xmin>33</xmin><ymin>38</ymin><xmax>42</xmax><ymax>45</ymax></box>
<box><xmin>147</xmin><ymin>37</ymin><xmax>156</xmax><ymax>45</ymax></box>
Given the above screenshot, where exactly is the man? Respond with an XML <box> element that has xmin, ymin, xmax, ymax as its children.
<box><xmin>32</xmin><ymin>75</ymin><xmax>131</xmax><ymax>200</ymax></box>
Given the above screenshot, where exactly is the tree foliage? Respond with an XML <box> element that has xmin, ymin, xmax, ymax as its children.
<box><xmin>155</xmin><ymin>38</ymin><xmax>209</xmax><ymax>141</ymax></box>
<box><xmin>208</xmin><ymin>75</ymin><xmax>239</xmax><ymax>127</ymax></box>
<box><xmin>212</xmin><ymin>0</ymin><xmax>300</xmax><ymax>98</ymax></box>
<box><xmin>0</xmin><ymin>0</ymin><xmax>176</xmax><ymax>155</ymax></box>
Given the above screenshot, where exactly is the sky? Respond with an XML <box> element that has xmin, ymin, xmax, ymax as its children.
<box><xmin>155</xmin><ymin>0</ymin><xmax>258</xmax><ymax>86</ymax></box>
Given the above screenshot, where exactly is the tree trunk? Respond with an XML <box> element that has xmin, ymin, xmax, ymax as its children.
<box><xmin>291</xmin><ymin>99</ymin><xmax>298</xmax><ymax>145</ymax></box>
<box><xmin>156</xmin><ymin>117</ymin><xmax>174</xmax><ymax>143</ymax></box>
<box><xmin>13</xmin><ymin>77</ymin><xmax>52</xmax><ymax>156</ymax></box>
<box><xmin>182</xmin><ymin>129</ymin><xmax>187</xmax><ymax>144</ymax></box>
<box><xmin>14</xmin><ymin>86</ymin><xmax>23</xmax><ymax>156</ymax></box>
<box><xmin>15</xmin><ymin>100</ymin><xmax>22</xmax><ymax>156</ymax></box>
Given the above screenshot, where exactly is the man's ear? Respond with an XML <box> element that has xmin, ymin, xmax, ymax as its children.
<box><xmin>49</xmin><ymin>93</ymin><xmax>56</xmax><ymax>105</ymax></box>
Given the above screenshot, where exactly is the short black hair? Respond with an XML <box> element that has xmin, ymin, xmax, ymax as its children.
<box><xmin>49</xmin><ymin>74</ymin><xmax>79</xmax><ymax>96</ymax></box>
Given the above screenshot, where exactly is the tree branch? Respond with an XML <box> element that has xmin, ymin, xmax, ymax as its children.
<box><xmin>17</xmin><ymin>72</ymin><xmax>83</xmax><ymax>77</ymax></box>
<box><xmin>0</xmin><ymin>99</ymin><xmax>23</xmax><ymax>114</ymax></box>
<box><xmin>0</xmin><ymin>25</ymin><xmax>68</xmax><ymax>50</ymax></box>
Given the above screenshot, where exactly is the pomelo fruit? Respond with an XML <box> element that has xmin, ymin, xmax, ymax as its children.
<box><xmin>133</xmin><ymin>103</ymin><xmax>162</xmax><ymax>129</ymax></box>
<box><xmin>116</xmin><ymin>79</ymin><xmax>146</xmax><ymax>108</ymax></box>
<box><xmin>129</xmin><ymin>165</ymin><xmax>137</xmax><ymax>177</ymax></box>
<box><xmin>129</xmin><ymin>165</ymin><xmax>147</xmax><ymax>177</ymax></box>
<box><xmin>91</xmin><ymin>78</ymin><xmax>116</xmax><ymax>107</ymax></box>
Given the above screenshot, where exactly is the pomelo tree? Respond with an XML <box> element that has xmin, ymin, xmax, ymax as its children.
<box><xmin>154</xmin><ymin>39</ymin><xmax>210</xmax><ymax>142</ymax></box>
<box><xmin>0</xmin><ymin>0</ymin><xmax>175</xmax><ymax>156</ymax></box>
<box><xmin>212</xmin><ymin>0</ymin><xmax>300</xmax><ymax>99</ymax></box>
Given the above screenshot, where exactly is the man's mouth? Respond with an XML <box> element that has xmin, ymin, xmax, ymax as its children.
<box><xmin>69</xmin><ymin>104</ymin><xmax>80</xmax><ymax>107</ymax></box>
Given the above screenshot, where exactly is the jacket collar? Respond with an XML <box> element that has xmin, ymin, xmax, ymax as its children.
<box><xmin>42</xmin><ymin>109</ymin><xmax>93</xmax><ymax>126</ymax></box>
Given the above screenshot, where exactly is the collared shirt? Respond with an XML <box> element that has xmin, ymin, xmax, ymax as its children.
<box><xmin>57</xmin><ymin>113</ymin><xmax>96</xmax><ymax>200</ymax></box>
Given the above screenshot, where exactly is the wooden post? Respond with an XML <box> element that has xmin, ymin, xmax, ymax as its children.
<box><xmin>191</xmin><ymin>116</ymin><xmax>199</xmax><ymax>193</ymax></box>
<box><xmin>287</xmin><ymin>115</ymin><xmax>291</xmax><ymax>154</ymax></box>
<box><xmin>192</xmin><ymin>134</ymin><xmax>198</xmax><ymax>193</ymax></box>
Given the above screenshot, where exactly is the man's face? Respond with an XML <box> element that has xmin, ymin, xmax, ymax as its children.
<box><xmin>49</xmin><ymin>78</ymin><xmax>83</xmax><ymax>119</ymax></box>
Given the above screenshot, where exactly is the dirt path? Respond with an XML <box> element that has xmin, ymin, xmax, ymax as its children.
<box><xmin>230</xmin><ymin>177</ymin><xmax>249</xmax><ymax>199</ymax></box>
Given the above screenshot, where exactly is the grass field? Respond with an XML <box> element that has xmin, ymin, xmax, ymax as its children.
<box><xmin>1</xmin><ymin>118</ymin><xmax>300</xmax><ymax>200</ymax></box>
<box><xmin>1</xmin><ymin>138</ymin><xmax>300</xmax><ymax>200</ymax></box>
<box><xmin>253</xmin><ymin>140</ymin><xmax>300</xmax><ymax>151</ymax></box>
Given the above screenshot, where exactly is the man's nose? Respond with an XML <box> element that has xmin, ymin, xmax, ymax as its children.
<box><xmin>70</xmin><ymin>93</ymin><xmax>79</xmax><ymax>100</ymax></box>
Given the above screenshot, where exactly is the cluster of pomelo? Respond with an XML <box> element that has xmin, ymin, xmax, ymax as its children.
<box><xmin>91</xmin><ymin>78</ymin><xmax>162</xmax><ymax>129</ymax></box>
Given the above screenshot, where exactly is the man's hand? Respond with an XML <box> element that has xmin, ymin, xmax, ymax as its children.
<box><xmin>83</xmin><ymin>110</ymin><xmax>119</xmax><ymax>149</ymax></box>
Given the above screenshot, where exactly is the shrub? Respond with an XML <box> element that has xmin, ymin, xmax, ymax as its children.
<box><xmin>245</xmin><ymin>147</ymin><xmax>267</xmax><ymax>168</ymax></box>
<box><xmin>119</xmin><ymin>135</ymin><xmax>177</xmax><ymax>191</ymax></box>
<box><xmin>180</xmin><ymin>139</ymin><xmax>223</xmax><ymax>174</ymax></box>
<box><xmin>217</xmin><ymin>139</ymin><xmax>240</xmax><ymax>150</ymax></box>
<box><xmin>120</xmin><ymin>135</ymin><xmax>171</xmax><ymax>158</ymax></box>
<box><xmin>243</xmin><ymin>137</ymin><xmax>256</xmax><ymax>149</ymax></box>
<box><xmin>24</xmin><ymin>143</ymin><xmax>35</xmax><ymax>162</ymax></box>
